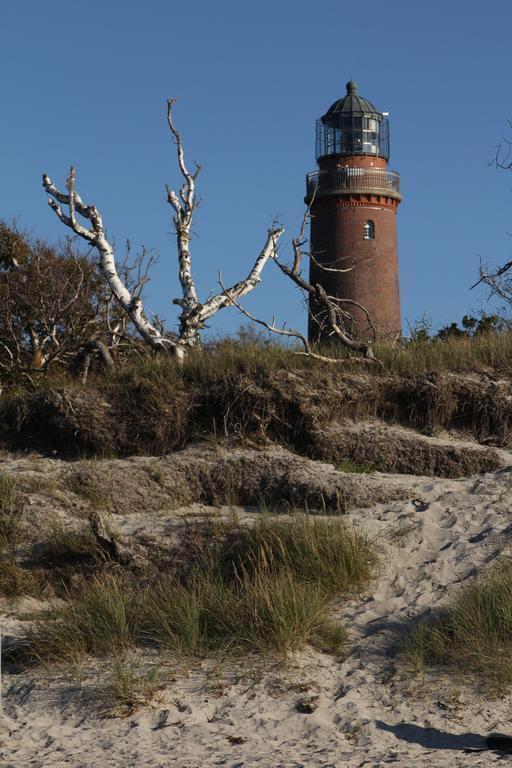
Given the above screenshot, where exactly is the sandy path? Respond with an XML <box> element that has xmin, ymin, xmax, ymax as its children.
<box><xmin>3</xmin><ymin>468</ymin><xmax>512</xmax><ymax>767</ymax></box>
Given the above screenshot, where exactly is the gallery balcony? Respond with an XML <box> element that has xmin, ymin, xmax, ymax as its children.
<box><xmin>305</xmin><ymin>167</ymin><xmax>401</xmax><ymax>202</ymax></box>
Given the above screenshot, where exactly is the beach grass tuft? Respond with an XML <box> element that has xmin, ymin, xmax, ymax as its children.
<box><xmin>25</xmin><ymin>515</ymin><xmax>376</xmax><ymax>663</ymax></box>
<box><xmin>404</xmin><ymin>558</ymin><xmax>512</xmax><ymax>689</ymax></box>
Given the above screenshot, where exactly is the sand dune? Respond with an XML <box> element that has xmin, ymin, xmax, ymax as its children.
<box><xmin>3</xmin><ymin>465</ymin><xmax>512</xmax><ymax>766</ymax></box>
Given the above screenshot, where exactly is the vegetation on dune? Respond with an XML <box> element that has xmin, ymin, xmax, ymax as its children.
<box><xmin>404</xmin><ymin>559</ymin><xmax>512</xmax><ymax>690</ymax></box>
<box><xmin>2</xmin><ymin>335</ymin><xmax>512</xmax><ymax>460</ymax></box>
<box><xmin>210</xmin><ymin>516</ymin><xmax>377</xmax><ymax>596</ymax></box>
<box><xmin>21</xmin><ymin>516</ymin><xmax>374</xmax><ymax>665</ymax></box>
<box><xmin>102</xmin><ymin>654</ymin><xmax>164</xmax><ymax>714</ymax></box>
<box><xmin>0</xmin><ymin>472</ymin><xmax>38</xmax><ymax>598</ymax></box>
<box><xmin>2</xmin><ymin>219</ymin><xmax>512</xmax><ymax>461</ymax></box>
<box><xmin>0</xmin><ymin>473</ymin><xmax>24</xmax><ymax>557</ymax></box>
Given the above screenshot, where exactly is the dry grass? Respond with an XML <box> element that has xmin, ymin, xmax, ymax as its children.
<box><xmin>41</xmin><ymin>518</ymin><xmax>98</xmax><ymax>561</ymax></box>
<box><xmin>0</xmin><ymin>473</ymin><xmax>24</xmax><ymax>556</ymax></box>
<box><xmin>3</xmin><ymin>334</ymin><xmax>512</xmax><ymax>457</ymax></box>
<box><xmin>23</xmin><ymin>516</ymin><xmax>376</xmax><ymax>664</ymax></box>
<box><xmin>64</xmin><ymin>470</ymin><xmax>113</xmax><ymax>511</ymax></box>
<box><xmin>337</xmin><ymin>459</ymin><xmax>380</xmax><ymax>474</ymax></box>
<box><xmin>373</xmin><ymin>333</ymin><xmax>512</xmax><ymax>376</ymax></box>
<box><xmin>114</xmin><ymin>332</ymin><xmax>512</xmax><ymax>381</ymax></box>
<box><xmin>404</xmin><ymin>558</ymin><xmax>512</xmax><ymax>690</ymax></box>
<box><xmin>0</xmin><ymin>472</ymin><xmax>35</xmax><ymax>597</ymax></box>
<box><xmin>102</xmin><ymin>654</ymin><xmax>164</xmax><ymax>715</ymax></box>
<box><xmin>0</xmin><ymin>559</ymin><xmax>43</xmax><ymax>599</ymax></box>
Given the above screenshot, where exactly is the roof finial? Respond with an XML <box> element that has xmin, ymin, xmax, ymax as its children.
<box><xmin>346</xmin><ymin>80</ymin><xmax>358</xmax><ymax>95</ymax></box>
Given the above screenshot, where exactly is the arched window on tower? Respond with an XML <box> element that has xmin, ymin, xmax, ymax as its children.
<box><xmin>364</xmin><ymin>220</ymin><xmax>375</xmax><ymax>240</ymax></box>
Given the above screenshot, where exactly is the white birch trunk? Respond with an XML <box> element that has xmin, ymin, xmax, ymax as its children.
<box><xmin>43</xmin><ymin>172</ymin><xmax>169</xmax><ymax>349</ymax></box>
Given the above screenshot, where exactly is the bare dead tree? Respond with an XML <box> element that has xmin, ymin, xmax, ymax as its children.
<box><xmin>164</xmin><ymin>98</ymin><xmax>284</xmax><ymax>356</ymax></box>
<box><xmin>43</xmin><ymin>101</ymin><xmax>284</xmax><ymax>361</ymax></box>
<box><xmin>472</xmin><ymin>122</ymin><xmax>512</xmax><ymax>302</ymax></box>
<box><xmin>224</xmin><ymin>202</ymin><xmax>377</xmax><ymax>362</ymax></box>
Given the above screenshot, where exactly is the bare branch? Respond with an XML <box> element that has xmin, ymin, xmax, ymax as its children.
<box><xmin>167</xmin><ymin>98</ymin><xmax>201</xmax><ymax>213</ymax></box>
<box><xmin>268</xmin><ymin>205</ymin><xmax>376</xmax><ymax>359</ymax></box>
<box><xmin>43</xmin><ymin>172</ymin><xmax>171</xmax><ymax>350</ymax></box>
<box><xmin>315</xmin><ymin>284</ymin><xmax>374</xmax><ymax>356</ymax></box>
<box><xmin>166</xmin><ymin>98</ymin><xmax>200</xmax><ymax>343</ymax></box>
<box><xmin>290</xmin><ymin>196</ymin><xmax>353</xmax><ymax>276</ymax></box>
<box><xmin>199</xmin><ymin>226</ymin><xmax>285</xmax><ymax>322</ymax></box>
<box><xmin>221</xmin><ymin>281</ymin><xmax>375</xmax><ymax>365</ymax></box>
<box><xmin>42</xmin><ymin>101</ymin><xmax>281</xmax><ymax>361</ymax></box>
<box><xmin>218</xmin><ymin>278</ymin><xmax>331</xmax><ymax>361</ymax></box>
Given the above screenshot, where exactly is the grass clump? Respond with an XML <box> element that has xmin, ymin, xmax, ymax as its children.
<box><xmin>388</xmin><ymin>522</ymin><xmax>417</xmax><ymax>543</ymax></box>
<box><xmin>26</xmin><ymin>516</ymin><xmax>376</xmax><ymax>664</ymax></box>
<box><xmin>30</xmin><ymin>575</ymin><xmax>140</xmax><ymax>661</ymax></box>
<box><xmin>405</xmin><ymin>559</ymin><xmax>512</xmax><ymax>690</ymax></box>
<box><xmin>0</xmin><ymin>559</ymin><xmax>43</xmax><ymax>599</ymax></box>
<box><xmin>0</xmin><ymin>473</ymin><xmax>34</xmax><ymax>598</ymax></box>
<box><xmin>0</xmin><ymin>473</ymin><xmax>24</xmax><ymax>556</ymax></box>
<box><xmin>41</xmin><ymin>518</ymin><xmax>98</xmax><ymax>563</ymax></box>
<box><xmin>309</xmin><ymin>620</ymin><xmax>348</xmax><ymax>656</ymax></box>
<box><xmin>103</xmin><ymin>655</ymin><xmax>164</xmax><ymax>715</ymax></box>
<box><xmin>215</xmin><ymin>516</ymin><xmax>377</xmax><ymax>597</ymax></box>
<box><xmin>143</xmin><ymin>569</ymin><xmax>330</xmax><ymax>656</ymax></box>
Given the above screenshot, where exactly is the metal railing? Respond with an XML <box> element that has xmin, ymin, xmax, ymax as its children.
<box><xmin>306</xmin><ymin>167</ymin><xmax>400</xmax><ymax>200</ymax></box>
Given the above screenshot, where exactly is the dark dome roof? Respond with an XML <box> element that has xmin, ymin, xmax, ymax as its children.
<box><xmin>321</xmin><ymin>81</ymin><xmax>381</xmax><ymax>122</ymax></box>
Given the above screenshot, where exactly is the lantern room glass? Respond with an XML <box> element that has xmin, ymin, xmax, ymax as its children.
<box><xmin>316</xmin><ymin>115</ymin><xmax>390</xmax><ymax>161</ymax></box>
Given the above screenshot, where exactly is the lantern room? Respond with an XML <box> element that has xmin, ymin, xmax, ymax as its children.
<box><xmin>315</xmin><ymin>80</ymin><xmax>390</xmax><ymax>161</ymax></box>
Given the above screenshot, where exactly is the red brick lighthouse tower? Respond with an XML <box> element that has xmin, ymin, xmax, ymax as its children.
<box><xmin>306</xmin><ymin>81</ymin><xmax>402</xmax><ymax>341</ymax></box>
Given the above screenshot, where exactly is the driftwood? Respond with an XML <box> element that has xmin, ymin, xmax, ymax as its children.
<box><xmin>89</xmin><ymin>511</ymin><xmax>132</xmax><ymax>566</ymax></box>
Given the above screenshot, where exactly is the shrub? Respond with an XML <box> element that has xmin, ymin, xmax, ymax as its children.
<box><xmin>0</xmin><ymin>222</ymin><xmax>113</xmax><ymax>381</ymax></box>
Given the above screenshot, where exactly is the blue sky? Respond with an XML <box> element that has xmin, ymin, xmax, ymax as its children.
<box><xmin>2</xmin><ymin>0</ymin><xmax>512</xmax><ymax>337</ymax></box>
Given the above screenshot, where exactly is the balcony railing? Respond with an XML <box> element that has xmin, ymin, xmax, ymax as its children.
<box><xmin>306</xmin><ymin>167</ymin><xmax>401</xmax><ymax>200</ymax></box>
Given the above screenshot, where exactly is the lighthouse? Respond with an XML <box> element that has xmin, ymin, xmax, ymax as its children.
<box><xmin>306</xmin><ymin>81</ymin><xmax>402</xmax><ymax>342</ymax></box>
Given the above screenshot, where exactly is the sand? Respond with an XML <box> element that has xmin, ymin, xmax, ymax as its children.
<box><xmin>3</xmin><ymin>464</ymin><xmax>512</xmax><ymax>766</ymax></box>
